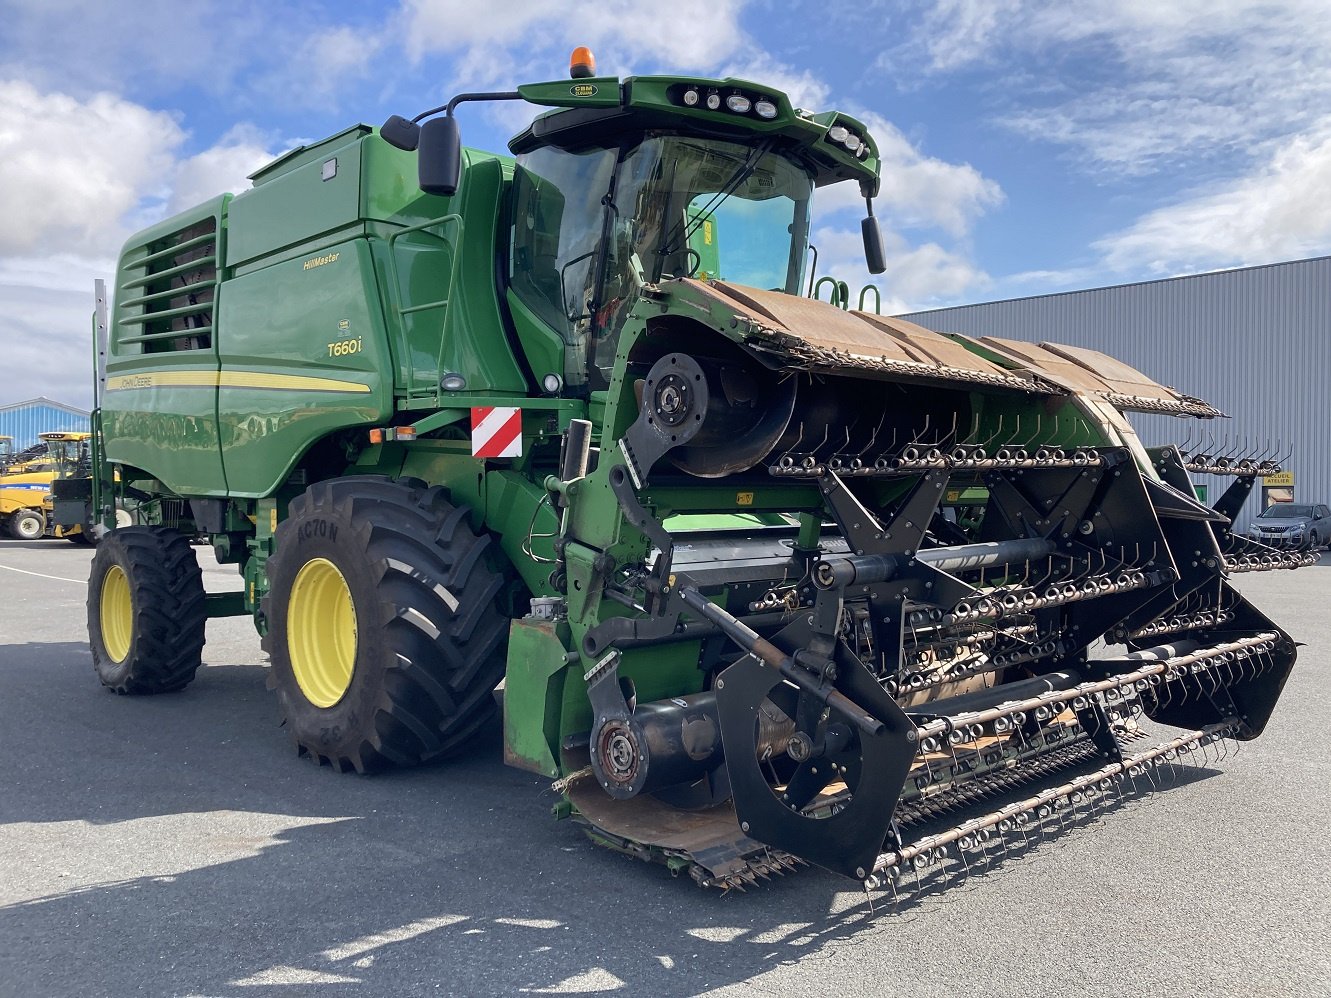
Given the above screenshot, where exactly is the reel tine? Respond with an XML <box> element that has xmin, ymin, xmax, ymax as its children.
<box><xmin>909</xmin><ymin>414</ymin><xmax>933</xmax><ymax>448</ymax></box>
<box><xmin>811</xmin><ymin>424</ymin><xmax>831</xmax><ymax>462</ymax></box>
<box><xmin>773</xmin><ymin>421</ymin><xmax>806</xmax><ymax>470</ymax></box>
<box><xmin>888</xmin><ymin>869</ymin><xmax>904</xmax><ymax>913</ymax></box>
<box><xmin>940</xmin><ymin>411</ymin><xmax>959</xmax><ymax>450</ymax></box>
<box><xmin>964</xmin><ymin>412</ymin><xmax>981</xmax><ymax>447</ymax></box>
<box><xmin>954</xmin><ymin>840</ymin><xmax>975</xmax><ymax>889</ymax></box>
<box><xmin>981</xmin><ymin>414</ymin><xmax>1005</xmax><ymax>450</ymax></box>
<box><xmin>857</xmin><ymin>411</ymin><xmax>886</xmax><ymax>459</ymax></box>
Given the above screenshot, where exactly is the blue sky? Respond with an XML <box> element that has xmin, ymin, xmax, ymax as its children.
<box><xmin>3</xmin><ymin>0</ymin><xmax>1330</xmax><ymax>408</ymax></box>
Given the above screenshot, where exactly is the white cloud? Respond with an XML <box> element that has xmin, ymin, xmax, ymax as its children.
<box><xmin>811</xmin><ymin>223</ymin><xmax>990</xmax><ymax>313</ymax></box>
<box><xmin>715</xmin><ymin>53</ymin><xmax>829</xmax><ymax>111</ymax></box>
<box><xmin>859</xmin><ymin>113</ymin><xmax>1003</xmax><ymax>236</ymax></box>
<box><xmin>892</xmin><ymin>1</ymin><xmax>1331</xmax><ymax>176</ymax></box>
<box><xmin>0</xmin><ymin>1</ymin><xmax>267</xmax><ymax>101</ymax></box>
<box><xmin>303</xmin><ymin>25</ymin><xmax>381</xmax><ymax>79</ymax></box>
<box><xmin>0</xmin><ymin>80</ymin><xmax>184</xmax><ymax>257</ymax></box>
<box><xmin>167</xmin><ymin>125</ymin><xmax>275</xmax><ymax>214</ymax></box>
<box><xmin>1095</xmin><ymin>119</ymin><xmax>1331</xmax><ymax>274</ymax></box>
<box><xmin>0</xmin><ymin>2</ymin><xmax>382</xmax><ymax>119</ymax></box>
<box><xmin>905</xmin><ymin>0</ymin><xmax>1024</xmax><ymax>73</ymax></box>
<box><xmin>0</xmin><ymin>268</ymin><xmax>105</xmax><ymax>409</ymax></box>
<box><xmin>0</xmin><ymin>82</ymin><xmax>279</xmax><ymax>405</ymax></box>
<box><xmin>248</xmin><ymin>23</ymin><xmax>388</xmax><ymax>110</ymax></box>
<box><xmin>401</xmin><ymin>0</ymin><xmax>747</xmax><ymax>74</ymax></box>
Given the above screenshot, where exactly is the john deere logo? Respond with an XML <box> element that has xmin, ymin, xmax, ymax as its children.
<box><xmin>571</xmin><ymin>84</ymin><xmax>598</xmax><ymax>97</ymax></box>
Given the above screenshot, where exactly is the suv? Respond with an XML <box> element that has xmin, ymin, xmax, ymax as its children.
<box><xmin>1247</xmin><ymin>503</ymin><xmax>1331</xmax><ymax>550</ymax></box>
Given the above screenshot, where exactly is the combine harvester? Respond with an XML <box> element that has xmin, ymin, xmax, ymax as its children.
<box><xmin>82</xmin><ymin>50</ymin><xmax>1308</xmax><ymax>891</ymax></box>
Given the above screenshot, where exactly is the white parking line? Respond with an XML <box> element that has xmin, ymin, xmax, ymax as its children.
<box><xmin>0</xmin><ymin>563</ymin><xmax>87</xmax><ymax>584</ymax></box>
<box><xmin>319</xmin><ymin>914</ymin><xmax>468</xmax><ymax>961</ymax></box>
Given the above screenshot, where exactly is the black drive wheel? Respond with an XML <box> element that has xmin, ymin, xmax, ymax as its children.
<box><xmin>9</xmin><ymin>508</ymin><xmax>44</xmax><ymax>540</ymax></box>
<box><xmin>88</xmin><ymin>526</ymin><xmax>207</xmax><ymax>693</ymax></box>
<box><xmin>262</xmin><ymin>476</ymin><xmax>510</xmax><ymax>773</ymax></box>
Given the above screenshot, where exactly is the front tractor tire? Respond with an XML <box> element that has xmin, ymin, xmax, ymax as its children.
<box><xmin>9</xmin><ymin>508</ymin><xmax>45</xmax><ymax>540</ymax></box>
<box><xmin>87</xmin><ymin>527</ymin><xmax>207</xmax><ymax>693</ymax></box>
<box><xmin>262</xmin><ymin>477</ymin><xmax>510</xmax><ymax>773</ymax></box>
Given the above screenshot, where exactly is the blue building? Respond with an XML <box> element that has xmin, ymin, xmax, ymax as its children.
<box><xmin>0</xmin><ymin>397</ymin><xmax>91</xmax><ymax>450</ymax></box>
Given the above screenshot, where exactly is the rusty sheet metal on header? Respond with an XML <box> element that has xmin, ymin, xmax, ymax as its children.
<box><xmin>689</xmin><ymin>279</ymin><xmax>1224</xmax><ymax>418</ymax></box>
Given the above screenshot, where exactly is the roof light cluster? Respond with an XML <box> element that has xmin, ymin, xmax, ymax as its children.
<box><xmin>673</xmin><ymin>85</ymin><xmax>780</xmax><ymax>120</ymax></box>
<box><xmin>826</xmin><ymin>122</ymin><xmax>869</xmax><ymax>159</ymax></box>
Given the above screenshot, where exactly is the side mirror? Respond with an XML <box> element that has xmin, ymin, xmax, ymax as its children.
<box><xmin>380</xmin><ymin>114</ymin><xmax>420</xmax><ymax>151</ymax></box>
<box><xmin>419</xmin><ymin>116</ymin><xmax>462</xmax><ymax>197</ymax></box>
<box><xmin>861</xmin><ymin>216</ymin><xmax>886</xmax><ymax>275</ymax></box>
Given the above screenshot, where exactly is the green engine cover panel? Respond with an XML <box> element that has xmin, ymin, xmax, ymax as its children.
<box><xmin>227</xmin><ymin>127</ymin><xmax>368</xmax><ymax>269</ymax></box>
<box><xmin>103</xmin><ymin>196</ymin><xmax>230</xmax><ymax>494</ymax></box>
<box><xmin>215</xmin><ymin>238</ymin><xmax>392</xmax><ymax>497</ymax></box>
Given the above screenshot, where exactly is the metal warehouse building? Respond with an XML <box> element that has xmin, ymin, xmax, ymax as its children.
<box><xmin>0</xmin><ymin>397</ymin><xmax>91</xmax><ymax>450</ymax></box>
<box><xmin>898</xmin><ymin>256</ymin><xmax>1330</xmax><ymax>532</ymax></box>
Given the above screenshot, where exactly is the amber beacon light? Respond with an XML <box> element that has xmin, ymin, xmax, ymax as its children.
<box><xmin>569</xmin><ymin>47</ymin><xmax>596</xmax><ymax>79</ymax></box>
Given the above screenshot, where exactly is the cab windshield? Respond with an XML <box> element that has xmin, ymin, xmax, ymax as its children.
<box><xmin>44</xmin><ymin>439</ymin><xmax>89</xmax><ymax>476</ymax></box>
<box><xmin>509</xmin><ymin>134</ymin><xmax>814</xmax><ymax>386</ymax></box>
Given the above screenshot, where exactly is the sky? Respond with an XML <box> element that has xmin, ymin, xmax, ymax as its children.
<box><xmin>3</xmin><ymin>0</ymin><xmax>1331</xmax><ymax>410</ymax></box>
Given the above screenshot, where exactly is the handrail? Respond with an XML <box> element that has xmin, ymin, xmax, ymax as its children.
<box><xmin>385</xmin><ymin>213</ymin><xmax>465</xmax><ymax>403</ymax></box>
<box><xmin>813</xmin><ymin>276</ymin><xmax>850</xmax><ymax>309</ymax></box>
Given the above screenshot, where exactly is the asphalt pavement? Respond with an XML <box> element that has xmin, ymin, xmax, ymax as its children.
<box><xmin>1</xmin><ymin>540</ymin><xmax>1328</xmax><ymax>998</ymax></box>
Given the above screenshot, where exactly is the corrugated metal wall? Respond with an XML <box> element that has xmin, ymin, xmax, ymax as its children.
<box><xmin>898</xmin><ymin>257</ymin><xmax>1331</xmax><ymax>531</ymax></box>
<box><xmin>0</xmin><ymin>400</ymin><xmax>91</xmax><ymax>450</ymax></box>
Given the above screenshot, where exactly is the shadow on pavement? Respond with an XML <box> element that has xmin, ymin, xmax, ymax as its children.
<box><xmin>0</xmin><ymin>637</ymin><xmax>1228</xmax><ymax>997</ymax></box>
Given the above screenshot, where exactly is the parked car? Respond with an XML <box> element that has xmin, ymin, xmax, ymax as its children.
<box><xmin>1247</xmin><ymin>503</ymin><xmax>1331</xmax><ymax>550</ymax></box>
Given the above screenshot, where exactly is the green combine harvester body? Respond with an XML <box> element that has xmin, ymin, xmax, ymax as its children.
<box><xmin>83</xmin><ymin>58</ymin><xmax>1306</xmax><ymax>889</ymax></box>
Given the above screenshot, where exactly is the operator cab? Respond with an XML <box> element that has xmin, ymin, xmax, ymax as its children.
<box><xmin>508</xmin><ymin>133</ymin><xmax>815</xmax><ymax>388</ymax></box>
<box><xmin>37</xmin><ymin>432</ymin><xmax>92</xmax><ymax>478</ymax></box>
<box><xmin>386</xmin><ymin>49</ymin><xmax>885</xmax><ymax>396</ymax></box>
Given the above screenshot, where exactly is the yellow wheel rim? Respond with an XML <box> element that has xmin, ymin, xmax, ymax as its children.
<box><xmin>100</xmin><ymin>564</ymin><xmax>133</xmax><ymax>663</ymax></box>
<box><xmin>288</xmin><ymin>557</ymin><xmax>357</xmax><ymax>708</ymax></box>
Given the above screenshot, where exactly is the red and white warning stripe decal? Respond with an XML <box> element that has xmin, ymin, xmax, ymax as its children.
<box><xmin>471</xmin><ymin>406</ymin><xmax>522</xmax><ymax>458</ymax></box>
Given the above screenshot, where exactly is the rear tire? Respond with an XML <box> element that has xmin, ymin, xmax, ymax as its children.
<box><xmin>262</xmin><ymin>476</ymin><xmax>510</xmax><ymax>773</ymax></box>
<box><xmin>9</xmin><ymin>508</ymin><xmax>44</xmax><ymax>540</ymax></box>
<box><xmin>88</xmin><ymin>526</ymin><xmax>207</xmax><ymax>693</ymax></box>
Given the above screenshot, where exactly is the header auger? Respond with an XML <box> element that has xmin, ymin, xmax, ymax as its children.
<box><xmin>82</xmin><ymin>49</ymin><xmax>1303</xmax><ymax>893</ymax></box>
